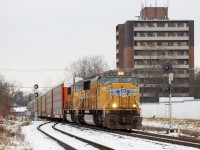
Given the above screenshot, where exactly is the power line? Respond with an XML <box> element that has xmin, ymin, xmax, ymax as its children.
<box><xmin>0</xmin><ymin>68</ymin><xmax>66</xmax><ymax>72</ymax></box>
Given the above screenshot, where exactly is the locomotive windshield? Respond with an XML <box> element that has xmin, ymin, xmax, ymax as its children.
<box><xmin>101</xmin><ymin>77</ymin><xmax>138</xmax><ymax>86</ymax></box>
<box><xmin>101</xmin><ymin>77</ymin><xmax>120</xmax><ymax>86</ymax></box>
<box><xmin>122</xmin><ymin>77</ymin><xmax>138</xmax><ymax>86</ymax></box>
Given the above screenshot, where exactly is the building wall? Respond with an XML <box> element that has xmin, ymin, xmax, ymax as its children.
<box><xmin>116</xmin><ymin>7</ymin><xmax>194</xmax><ymax>102</ymax></box>
<box><xmin>140</xmin><ymin>7</ymin><xmax>168</xmax><ymax>20</ymax></box>
<box><xmin>141</xmin><ymin>97</ymin><xmax>200</xmax><ymax>120</ymax></box>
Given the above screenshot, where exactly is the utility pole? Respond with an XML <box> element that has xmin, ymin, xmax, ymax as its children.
<box><xmin>162</xmin><ymin>63</ymin><xmax>174</xmax><ymax>133</ymax></box>
<box><xmin>168</xmin><ymin>73</ymin><xmax>173</xmax><ymax>128</ymax></box>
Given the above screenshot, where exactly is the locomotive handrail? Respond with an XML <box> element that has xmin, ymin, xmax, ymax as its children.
<box><xmin>103</xmin><ymin>88</ymin><xmax>112</xmax><ymax>109</ymax></box>
<box><xmin>103</xmin><ymin>88</ymin><xmax>113</xmax><ymax>118</ymax></box>
<box><xmin>136</xmin><ymin>99</ymin><xmax>140</xmax><ymax>107</ymax></box>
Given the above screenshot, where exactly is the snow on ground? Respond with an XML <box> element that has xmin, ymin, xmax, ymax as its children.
<box><xmin>18</xmin><ymin>120</ymin><xmax>200</xmax><ymax>150</ymax></box>
<box><xmin>56</xmin><ymin>123</ymin><xmax>199</xmax><ymax>150</ymax></box>
<box><xmin>41</xmin><ymin>122</ymin><xmax>98</xmax><ymax>150</ymax></box>
<box><xmin>21</xmin><ymin>121</ymin><xmax>65</xmax><ymax>150</ymax></box>
<box><xmin>12</xmin><ymin>107</ymin><xmax>27</xmax><ymax>112</ymax></box>
<box><xmin>142</xmin><ymin>118</ymin><xmax>200</xmax><ymax>130</ymax></box>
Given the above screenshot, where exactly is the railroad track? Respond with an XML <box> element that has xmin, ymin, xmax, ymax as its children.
<box><xmin>37</xmin><ymin>122</ymin><xmax>76</xmax><ymax>150</ymax></box>
<box><xmin>116</xmin><ymin>130</ymin><xmax>200</xmax><ymax>149</ymax></box>
<box><xmin>53</xmin><ymin>123</ymin><xmax>114</xmax><ymax>150</ymax></box>
<box><xmin>64</xmin><ymin>122</ymin><xmax>200</xmax><ymax>149</ymax></box>
<box><xmin>38</xmin><ymin>122</ymin><xmax>114</xmax><ymax>150</ymax></box>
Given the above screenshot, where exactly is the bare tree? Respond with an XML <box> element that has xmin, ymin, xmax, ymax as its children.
<box><xmin>67</xmin><ymin>55</ymin><xmax>109</xmax><ymax>79</ymax></box>
<box><xmin>0</xmin><ymin>74</ymin><xmax>16</xmax><ymax>115</ymax></box>
<box><xmin>134</xmin><ymin>46</ymin><xmax>164</xmax><ymax>102</ymax></box>
<box><xmin>192</xmin><ymin>68</ymin><xmax>200</xmax><ymax>98</ymax></box>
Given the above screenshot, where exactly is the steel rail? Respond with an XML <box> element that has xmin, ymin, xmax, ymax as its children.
<box><xmin>53</xmin><ymin>123</ymin><xmax>114</xmax><ymax>150</ymax></box>
<box><xmin>65</xmin><ymin>122</ymin><xmax>200</xmax><ymax>149</ymax></box>
<box><xmin>37</xmin><ymin>122</ymin><xmax>76</xmax><ymax>150</ymax></box>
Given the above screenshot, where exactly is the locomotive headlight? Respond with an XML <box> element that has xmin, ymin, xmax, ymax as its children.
<box><xmin>133</xmin><ymin>104</ymin><xmax>136</xmax><ymax>108</ymax></box>
<box><xmin>112</xmin><ymin>103</ymin><xmax>117</xmax><ymax>108</ymax></box>
<box><xmin>118</xmin><ymin>71</ymin><xmax>124</xmax><ymax>76</ymax></box>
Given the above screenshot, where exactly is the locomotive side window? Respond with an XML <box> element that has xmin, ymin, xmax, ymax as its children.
<box><xmin>75</xmin><ymin>83</ymin><xmax>83</xmax><ymax>91</ymax></box>
<box><xmin>122</xmin><ymin>77</ymin><xmax>138</xmax><ymax>86</ymax></box>
<box><xmin>101</xmin><ymin>77</ymin><xmax>120</xmax><ymax>86</ymax></box>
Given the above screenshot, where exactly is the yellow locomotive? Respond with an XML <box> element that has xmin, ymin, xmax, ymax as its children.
<box><xmin>64</xmin><ymin>70</ymin><xmax>142</xmax><ymax>129</ymax></box>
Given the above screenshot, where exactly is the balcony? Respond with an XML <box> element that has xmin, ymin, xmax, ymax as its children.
<box><xmin>134</xmin><ymin>36</ymin><xmax>189</xmax><ymax>41</ymax></box>
<box><xmin>134</xmin><ymin>65</ymin><xmax>160</xmax><ymax>69</ymax></box>
<box><xmin>139</xmin><ymin>83</ymin><xmax>189</xmax><ymax>88</ymax></box>
<box><xmin>134</xmin><ymin>64</ymin><xmax>189</xmax><ymax>69</ymax></box>
<box><xmin>173</xmin><ymin>65</ymin><xmax>189</xmax><ymax>69</ymax></box>
<box><xmin>134</xmin><ymin>27</ymin><xmax>189</xmax><ymax>32</ymax></box>
<box><xmin>134</xmin><ymin>55</ymin><xmax>189</xmax><ymax>60</ymax></box>
<box><xmin>134</xmin><ymin>46</ymin><xmax>189</xmax><ymax>50</ymax></box>
<box><xmin>141</xmin><ymin>92</ymin><xmax>189</xmax><ymax>97</ymax></box>
<box><xmin>174</xmin><ymin>74</ymin><xmax>189</xmax><ymax>78</ymax></box>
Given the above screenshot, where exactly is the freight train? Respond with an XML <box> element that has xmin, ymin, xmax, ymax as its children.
<box><xmin>28</xmin><ymin>70</ymin><xmax>142</xmax><ymax>129</ymax></box>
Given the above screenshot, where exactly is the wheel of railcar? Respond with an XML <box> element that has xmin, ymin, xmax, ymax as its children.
<box><xmin>93</xmin><ymin>114</ymin><xmax>103</xmax><ymax>126</ymax></box>
<box><xmin>79</xmin><ymin>114</ymin><xmax>85</xmax><ymax>124</ymax></box>
<box><xmin>71</xmin><ymin>113</ymin><xmax>76</xmax><ymax>122</ymax></box>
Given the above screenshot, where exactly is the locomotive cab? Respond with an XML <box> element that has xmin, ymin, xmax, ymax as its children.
<box><xmin>98</xmin><ymin>70</ymin><xmax>142</xmax><ymax>129</ymax></box>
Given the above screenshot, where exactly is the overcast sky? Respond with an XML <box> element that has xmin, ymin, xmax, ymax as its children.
<box><xmin>0</xmin><ymin>0</ymin><xmax>200</xmax><ymax>92</ymax></box>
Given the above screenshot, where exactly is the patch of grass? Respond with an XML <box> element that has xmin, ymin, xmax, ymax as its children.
<box><xmin>0</xmin><ymin>119</ymin><xmax>31</xmax><ymax>149</ymax></box>
<box><xmin>21</xmin><ymin>121</ymin><xmax>31</xmax><ymax>126</ymax></box>
<box><xmin>0</xmin><ymin>126</ymin><xmax>5</xmax><ymax>133</ymax></box>
<box><xmin>141</xmin><ymin>126</ymin><xmax>166</xmax><ymax>132</ymax></box>
<box><xmin>143</xmin><ymin>118</ymin><xmax>200</xmax><ymax>139</ymax></box>
<box><xmin>181</xmin><ymin>130</ymin><xmax>200</xmax><ymax>138</ymax></box>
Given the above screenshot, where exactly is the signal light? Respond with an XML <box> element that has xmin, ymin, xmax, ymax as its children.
<box><xmin>162</xmin><ymin>84</ymin><xmax>173</xmax><ymax>94</ymax></box>
<box><xmin>162</xmin><ymin>63</ymin><xmax>173</xmax><ymax>74</ymax></box>
<box><xmin>34</xmin><ymin>84</ymin><xmax>39</xmax><ymax>89</ymax></box>
<box><xmin>35</xmin><ymin>92</ymin><xmax>39</xmax><ymax>98</ymax></box>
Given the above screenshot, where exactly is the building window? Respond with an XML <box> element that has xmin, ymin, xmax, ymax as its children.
<box><xmin>143</xmin><ymin>32</ymin><xmax>148</xmax><ymax>37</ymax></box>
<box><xmin>136</xmin><ymin>32</ymin><xmax>140</xmax><ymax>37</ymax></box>
<box><xmin>164</xmin><ymin>32</ymin><xmax>168</xmax><ymax>37</ymax></box>
<box><xmin>163</xmin><ymin>22</ymin><xmax>168</xmax><ymax>27</ymax></box>
<box><xmin>182</xmin><ymin>32</ymin><xmax>187</xmax><ymax>36</ymax></box>
<box><xmin>183</xmin><ymin>60</ymin><xmax>188</xmax><ymax>65</ymax></box>
<box><xmin>152</xmin><ymin>42</ymin><xmax>157</xmax><ymax>46</ymax></box>
<box><xmin>173</xmin><ymin>51</ymin><xmax>178</xmax><ymax>55</ymax></box>
<box><xmin>184</xmin><ymin>23</ymin><xmax>187</xmax><ymax>27</ymax></box>
<box><xmin>173</xmin><ymin>22</ymin><xmax>178</xmax><ymax>27</ymax></box>
<box><xmin>173</xmin><ymin>32</ymin><xmax>178</xmax><ymax>36</ymax></box>
<box><xmin>162</xmin><ymin>42</ymin><xmax>168</xmax><ymax>46</ymax></box>
<box><xmin>184</xmin><ymin>51</ymin><xmax>188</xmax><ymax>55</ymax></box>
<box><xmin>137</xmin><ymin>23</ymin><xmax>141</xmax><ymax>27</ymax></box>
<box><xmin>135</xmin><ymin>42</ymin><xmax>140</xmax><ymax>46</ymax></box>
<box><xmin>153</xmin><ymin>23</ymin><xmax>157</xmax><ymax>27</ymax></box>
<box><xmin>173</xmin><ymin>42</ymin><xmax>178</xmax><ymax>46</ymax></box>
<box><xmin>134</xmin><ymin>61</ymin><xmax>138</xmax><ymax>65</ymax></box>
<box><xmin>143</xmin><ymin>23</ymin><xmax>148</xmax><ymax>27</ymax></box>
<box><xmin>179</xmin><ymin>23</ymin><xmax>184</xmax><ymax>27</ymax></box>
<box><xmin>143</xmin><ymin>42</ymin><xmax>148</xmax><ymax>46</ymax></box>
<box><xmin>152</xmin><ymin>32</ymin><xmax>157</xmax><ymax>37</ymax></box>
<box><xmin>181</xmin><ymin>42</ymin><xmax>187</xmax><ymax>46</ymax></box>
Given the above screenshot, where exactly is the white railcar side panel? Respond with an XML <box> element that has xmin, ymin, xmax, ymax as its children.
<box><xmin>53</xmin><ymin>85</ymin><xmax>63</xmax><ymax>118</ymax></box>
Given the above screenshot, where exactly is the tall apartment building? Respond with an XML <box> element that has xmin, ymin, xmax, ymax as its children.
<box><xmin>116</xmin><ymin>6</ymin><xmax>194</xmax><ymax>102</ymax></box>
